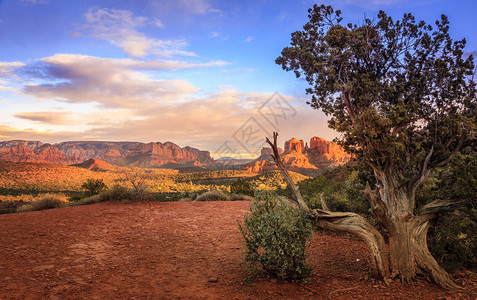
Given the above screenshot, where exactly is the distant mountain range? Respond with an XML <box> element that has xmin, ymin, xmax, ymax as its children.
<box><xmin>0</xmin><ymin>140</ymin><xmax>213</xmax><ymax>168</ymax></box>
<box><xmin>0</xmin><ymin>136</ymin><xmax>351</xmax><ymax>175</ymax></box>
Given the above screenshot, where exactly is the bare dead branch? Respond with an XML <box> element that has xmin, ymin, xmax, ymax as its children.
<box><xmin>419</xmin><ymin>199</ymin><xmax>467</xmax><ymax>216</ymax></box>
<box><xmin>265</xmin><ymin>132</ymin><xmax>310</xmax><ymax>213</ymax></box>
<box><xmin>319</xmin><ymin>192</ymin><xmax>330</xmax><ymax>211</ymax></box>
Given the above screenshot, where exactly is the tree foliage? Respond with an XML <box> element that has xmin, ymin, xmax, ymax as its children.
<box><xmin>276</xmin><ymin>4</ymin><xmax>476</xmax><ymax>289</ymax></box>
<box><xmin>276</xmin><ymin>5</ymin><xmax>476</xmax><ymax>190</ymax></box>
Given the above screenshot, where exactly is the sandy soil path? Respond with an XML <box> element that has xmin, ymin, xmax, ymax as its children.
<box><xmin>0</xmin><ymin>201</ymin><xmax>475</xmax><ymax>299</ymax></box>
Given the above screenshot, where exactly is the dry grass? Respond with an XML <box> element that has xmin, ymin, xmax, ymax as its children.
<box><xmin>16</xmin><ymin>195</ymin><xmax>66</xmax><ymax>213</ymax></box>
<box><xmin>196</xmin><ymin>190</ymin><xmax>230</xmax><ymax>201</ymax></box>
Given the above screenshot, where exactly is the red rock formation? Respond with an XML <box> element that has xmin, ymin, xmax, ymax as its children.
<box><xmin>127</xmin><ymin>142</ymin><xmax>213</xmax><ymax>167</ymax></box>
<box><xmin>244</xmin><ymin>160</ymin><xmax>272</xmax><ymax>173</ymax></box>
<box><xmin>309</xmin><ymin>137</ymin><xmax>330</xmax><ymax>153</ymax></box>
<box><xmin>73</xmin><ymin>158</ymin><xmax>117</xmax><ymax>172</ymax></box>
<box><xmin>261</xmin><ymin>147</ymin><xmax>273</xmax><ymax>156</ymax></box>
<box><xmin>307</xmin><ymin>137</ymin><xmax>350</xmax><ymax>169</ymax></box>
<box><xmin>244</xmin><ymin>136</ymin><xmax>351</xmax><ymax>175</ymax></box>
<box><xmin>260</xmin><ymin>147</ymin><xmax>283</xmax><ymax>156</ymax></box>
<box><xmin>0</xmin><ymin>140</ymin><xmax>214</xmax><ymax>168</ymax></box>
<box><xmin>0</xmin><ymin>145</ymin><xmax>37</xmax><ymax>162</ymax></box>
<box><xmin>0</xmin><ymin>144</ymin><xmax>71</xmax><ymax>164</ymax></box>
<box><xmin>284</xmin><ymin>138</ymin><xmax>304</xmax><ymax>153</ymax></box>
<box><xmin>34</xmin><ymin>144</ymin><xmax>71</xmax><ymax>164</ymax></box>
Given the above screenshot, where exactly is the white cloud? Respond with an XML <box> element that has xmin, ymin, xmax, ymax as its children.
<box><xmin>154</xmin><ymin>19</ymin><xmax>165</xmax><ymax>28</ymax></box>
<box><xmin>3</xmin><ymin>83</ymin><xmax>336</xmax><ymax>155</ymax></box>
<box><xmin>243</xmin><ymin>36</ymin><xmax>254</xmax><ymax>43</ymax></box>
<box><xmin>22</xmin><ymin>54</ymin><xmax>204</xmax><ymax>109</ymax></box>
<box><xmin>14</xmin><ymin>111</ymin><xmax>77</xmax><ymax>125</ymax></box>
<box><xmin>0</xmin><ymin>125</ymin><xmax>74</xmax><ymax>142</ymax></box>
<box><xmin>82</xmin><ymin>7</ymin><xmax>195</xmax><ymax>58</ymax></box>
<box><xmin>0</xmin><ymin>61</ymin><xmax>25</xmax><ymax>92</ymax></box>
<box><xmin>0</xmin><ymin>61</ymin><xmax>26</xmax><ymax>77</ymax></box>
<box><xmin>209</xmin><ymin>31</ymin><xmax>229</xmax><ymax>41</ymax></box>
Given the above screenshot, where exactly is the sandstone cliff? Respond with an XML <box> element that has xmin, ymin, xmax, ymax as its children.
<box><xmin>0</xmin><ymin>140</ymin><xmax>214</xmax><ymax>168</ymax></box>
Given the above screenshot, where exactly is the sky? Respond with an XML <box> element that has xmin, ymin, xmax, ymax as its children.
<box><xmin>1</xmin><ymin>0</ymin><xmax>476</xmax><ymax>158</ymax></box>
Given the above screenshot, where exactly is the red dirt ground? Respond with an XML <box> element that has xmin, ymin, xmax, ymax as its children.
<box><xmin>0</xmin><ymin>201</ymin><xmax>476</xmax><ymax>299</ymax></box>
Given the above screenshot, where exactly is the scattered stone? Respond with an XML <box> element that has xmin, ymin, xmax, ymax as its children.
<box><xmin>208</xmin><ymin>277</ymin><xmax>218</xmax><ymax>282</ymax></box>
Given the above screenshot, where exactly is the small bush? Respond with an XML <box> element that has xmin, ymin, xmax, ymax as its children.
<box><xmin>128</xmin><ymin>186</ymin><xmax>154</xmax><ymax>202</ymax></box>
<box><xmin>100</xmin><ymin>184</ymin><xmax>129</xmax><ymax>201</ymax></box>
<box><xmin>229</xmin><ymin>193</ymin><xmax>254</xmax><ymax>201</ymax></box>
<box><xmin>68</xmin><ymin>194</ymin><xmax>104</xmax><ymax>206</ymax></box>
<box><xmin>68</xmin><ymin>194</ymin><xmax>84</xmax><ymax>202</ymax></box>
<box><xmin>16</xmin><ymin>195</ymin><xmax>65</xmax><ymax>213</ymax></box>
<box><xmin>196</xmin><ymin>190</ymin><xmax>230</xmax><ymax>201</ymax></box>
<box><xmin>230</xmin><ymin>178</ymin><xmax>255</xmax><ymax>197</ymax></box>
<box><xmin>239</xmin><ymin>191</ymin><xmax>314</xmax><ymax>281</ymax></box>
<box><xmin>81</xmin><ymin>178</ymin><xmax>107</xmax><ymax>197</ymax></box>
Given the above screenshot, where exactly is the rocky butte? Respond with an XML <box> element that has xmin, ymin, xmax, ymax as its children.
<box><xmin>244</xmin><ymin>136</ymin><xmax>351</xmax><ymax>175</ymax></box>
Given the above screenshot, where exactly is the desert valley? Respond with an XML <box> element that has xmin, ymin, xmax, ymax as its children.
<box><xmin>1</xmin><ymin>0</ymin><xmax>477</xmax><ymax>299</ymax></box>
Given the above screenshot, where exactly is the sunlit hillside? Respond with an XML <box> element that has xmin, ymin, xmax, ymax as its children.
<box><xmin>0</xmin><ymin>161</ymin><xmax>311</xmax><ymax>213</ymax></box>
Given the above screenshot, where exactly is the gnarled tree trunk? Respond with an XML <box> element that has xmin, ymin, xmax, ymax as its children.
<box><xmin>365</xmin><ymin>170</ymin><xmax>461</xmax><ymax>289</ymax></box>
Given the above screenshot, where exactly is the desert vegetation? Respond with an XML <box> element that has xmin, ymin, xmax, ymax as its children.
<box><xmin>0</xmin><ymin>160</ymin><xmax>309</xmax><ymax>213</ymax></box>
<box><xmin>240</xmin><ymin>191</ymin><xmax>314</xmax><ymax>282</ymax></box>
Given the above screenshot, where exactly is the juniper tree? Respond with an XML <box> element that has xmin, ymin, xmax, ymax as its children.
<box><xmin>274</xmin><ymin>4</ymin><xmax>476</xmax><ymax>289</ymax></box>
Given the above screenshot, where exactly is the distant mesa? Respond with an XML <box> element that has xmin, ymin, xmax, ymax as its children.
<box><xmin>0</xmin><ymin>140</ymin><xmax>214</xmax><ymax>169</ymax></box>
<box><xmin>243</xmin><ymin>136</ymin><xmax>351</xmax><ymax>175</ymax></box>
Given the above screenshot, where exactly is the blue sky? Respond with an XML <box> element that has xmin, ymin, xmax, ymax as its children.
<box><xmin>1</xmin><ymin>0</ymin><xmax>476</xmax><ymax>158</ymax></box>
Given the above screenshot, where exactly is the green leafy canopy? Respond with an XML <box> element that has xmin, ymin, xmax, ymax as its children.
<box><xmin>277</xmin><ymin>4</ymin><xmax>476</xmax><ymax>194</ymax></box>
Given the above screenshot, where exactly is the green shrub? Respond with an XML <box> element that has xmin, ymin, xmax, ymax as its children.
<box><xmin>196</xmin><ymin>190</ymin><xmax>230</xmax><ymax>201</ymax></box>
<box><xmin>16</xmin><ymin>195</ymin><xmax>65</xmax><ymax>213</ymax></box>
<box><xmin>229</xmin><ymin>193</ymin><xmax>254</xmax><ymax>201</ymax></box>
<box><xmin>81</xmin><ymin>178</ymin><xmax>107</xmax><ymax>197</ymax></box>
<box><xmin>68</xmin><ymin>194</ymin><xmax>104</xmax><ymax>206</ymax></box>
<box><xmin>230</xmin><ymin>178</ymin><xmax>255</xmax><ymax>197</ymax></box>
<box><xmin>239</xmin><ymin>191</ymin><xmax>313</xmax><ymax>281</ymax></box>
<box><xmin>428</xmin><ymin>208</ymin><xmax>477</xmax><ymax>270</ymax></box>
<box><xmin>68</xmin><ymin>194</ymin><xmax>84</xmax><ymax>202</ymax></box>
<box><xmin>100</xmin><ymin>184</ymin><xmax>129</xmax><ymax>201</ymax></box>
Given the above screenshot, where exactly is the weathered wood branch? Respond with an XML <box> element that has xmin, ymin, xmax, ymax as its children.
<box><xmin>310</xmin><ymin>209</ymin><xmax>390</xmax><ymax>281</ymax></box>
<box><xmin>319</xmin><ymin>192</ymin><xmax>330</xmax><ymax>211</ymax></box>
<box><xmin>265</xmin><ymin>132</ymin><xmax>310</xmax><ymax>213</ymax></box>
<box><xmin>363</xmin><ymin>182</ymin><xmax>391</xmax><ymax>234</ymax></box>
<box><xmin>419</xmin><ymin>199</ymin><xmax>467</xmax><ymax>216</ymax></box>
